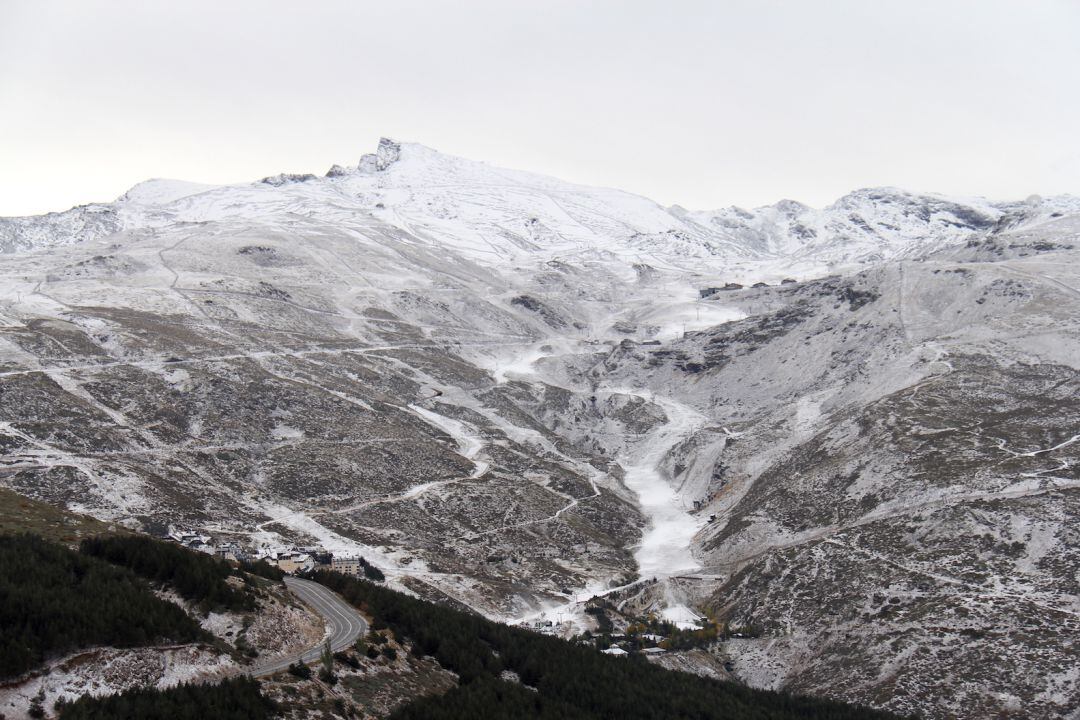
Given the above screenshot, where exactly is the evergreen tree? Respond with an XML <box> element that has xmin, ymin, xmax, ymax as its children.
<box><xmin>318</xmin><ymin>637</ymin><xmax>336</xmax><ymax>684</ymax></box>
<box><xmin>310</xmin><ymin>570</ymin><xmax>905</xmax><ymax>720</ymax></box>
<box><xmin>58</xmin><ymin>676</ymin><xmax>275</xmax><ymax>720</ymax></box>
<box><xmin>0</xmin><ymin>534</ymin><xmax>204</xmax><ymax>679</ymax></box>
<box><xmin>80</xmin><ymin>535</ymin><xmax>257</xmax><ymax>613</ymax></box>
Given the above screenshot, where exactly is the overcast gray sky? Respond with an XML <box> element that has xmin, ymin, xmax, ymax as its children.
<box><xmin>1</xmin><ymin>0</ymin><xmax>1078</xmax><ymax>216</ymax></box>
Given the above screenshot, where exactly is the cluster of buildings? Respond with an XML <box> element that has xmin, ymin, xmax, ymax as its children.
<box><xmin>698</xmin><ymin>278</ymin><xmax>798</xmax><ymax>298</ymax></box>
<box><xmin>601</xmin><ymin>646</ymin><xmax>667</xmax><ymax>657</ymax></box>
<box><xmin>166</xmin><ymin>529</ymin><xmax>249</xmax><ymax>562</ymax></box>
<box><xmin>518</xmin><ymin>619</ymin><xmax>563</xmax><ymax>636</ymax></box>
<box><xmin>163</xmin><ymin>527</ymin><xmax>373</xmax><ymax>577</ymax></box>
<box><xmin>594</xmin><ymin>631</ymin><xmax>670</xmax><ymax>657</ymax></box>
<box><xmin>272</xmin><ymin>550</ymin><xmax>377</xmax><ymax>576</ymax></box>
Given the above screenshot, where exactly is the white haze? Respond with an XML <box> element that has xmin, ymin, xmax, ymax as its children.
<box><xmin>0</xmin><ymin>0</ymin><xmax>1078</xmax><ymax>216</ymax></box>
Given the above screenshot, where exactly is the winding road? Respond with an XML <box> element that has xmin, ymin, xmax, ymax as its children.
<box><xmin>248</xmin><ymin>577</ymin><xmax>368</xmax><ymax>677</ymax></box>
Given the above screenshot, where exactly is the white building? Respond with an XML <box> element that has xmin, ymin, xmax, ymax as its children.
<box><xmin>276</xmin><ymin>552</ymin><xmax>314</xmax><ymax>574</ymax></box>
<box><xmin>331</xmin><ymin>556</ymin><xmax>364</xmax><ymax>576</ymax></box>
<box><xmin>214</xmin><ymin>543</ymin><xmax>243</xmax><ymax>562</ymax></box>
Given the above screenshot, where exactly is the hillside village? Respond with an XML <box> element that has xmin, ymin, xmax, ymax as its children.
<box><xmin>163</xmin><ymin>527</ymin><xmax>385</xmax><ymax>580</ymax></box>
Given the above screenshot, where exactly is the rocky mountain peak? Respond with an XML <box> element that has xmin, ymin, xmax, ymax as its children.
<box><xmin>375</xmin><ymin>137</ymin><xmax>402</xmax><ymax>171</ymax></box>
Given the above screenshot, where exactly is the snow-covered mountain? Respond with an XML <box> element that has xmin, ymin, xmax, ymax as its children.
<box><xmin>1</xmin><ymin>138</ymin><xmax>1079</xmax><ymax>719</ymax></box>
<box><xmin>5</xmin><ymin>138</ymin><xmax>1075</xmax><ymax>274</ymax></box>
<box><xmin>685</xmin><ymin>188</ymin><xmax>1078</xmax><ymax>263</ymax></box>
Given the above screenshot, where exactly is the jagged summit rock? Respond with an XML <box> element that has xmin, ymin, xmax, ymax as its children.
<box><xmin>375</xmin><ymin>137</ymin><xmax>402</xmax><ymax>171</ymax></box>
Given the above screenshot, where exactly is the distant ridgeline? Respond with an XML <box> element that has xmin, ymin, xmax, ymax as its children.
<box><xmin>313</xmin><ymin>570</ymin><xmax>906</xmax><ymax>720</ymax></box>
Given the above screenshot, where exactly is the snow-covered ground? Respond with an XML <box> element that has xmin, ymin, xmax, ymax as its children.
<box><xmin>602</xmin><ymin>390</ymin><xmax>708</xmax><ymax>578</ymax></box>
<box><xmin>0</xmin><ymin>645</ymin><xmax>238</xmax><ymax>719</ymax></box>
<box><xmin>508</xmin><ymin>387</ymin><xmax>712</xmax><ymax>632</ymax></box>
<box><xmin>249</xmin><ymin>498</ymin><xmax>422</xmax><ymax>576</ymax></box>
<box><xmin>621</xmin><ymin>284</ymin><xmax>746</xmax><ymax>341</ymax></box>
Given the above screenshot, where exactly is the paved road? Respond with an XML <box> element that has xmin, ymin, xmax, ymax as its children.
<box><xmin>249</xmin><ymin>577</ymin><xmax>368</xmax><ymax>677</ymax></box>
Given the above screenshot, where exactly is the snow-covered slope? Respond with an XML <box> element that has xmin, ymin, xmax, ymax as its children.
<box><xmin>5</xmin><ymin>138</ymin><xmax>1075</xmax><ymax>275</ymax></box>
<box><xmin>682</xmin><ymin>187</ymin><xmax>1080</xmax><ymax>266</ymax></box>
<box><xmin>1</xmin><ymin>138</ymin><xmax>1079</xmax><ymax>719</ymax></box>
<box><xmin>3</xmin><ymin>139</ymin><xmax>750</xmax><ymax>265</ymax></box>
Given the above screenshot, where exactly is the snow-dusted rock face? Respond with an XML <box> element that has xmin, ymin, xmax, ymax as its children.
<box><xmin>1</xmin><ymin>138</ymin><xmax>1078</xmax><ymax>718</ymax></box>
<box><xmin>0</xmin><ymin>204</ymin><xmax>121</xmax><ymax>254</ymax></box>
<box><xmin>685</xmin><ymin>187</ymin><xmax>1080</xmax><ymax>268</ymax></box>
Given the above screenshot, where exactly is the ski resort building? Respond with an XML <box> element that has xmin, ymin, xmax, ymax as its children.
<box><xmin>275</xmin><ymin>552</ymin><xmax>314</xmax><ymax>574</ymax></box>
<box><xmin>331</xmin><ymin>556</ymin><xmax>364</xmax><ymax>576</ymax></box>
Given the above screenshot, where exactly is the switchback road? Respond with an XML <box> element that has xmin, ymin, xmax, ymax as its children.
<box><xmin>249</xmin><ymin>576</ymin><xmax>368</xmax><ymax>677</ymax></box>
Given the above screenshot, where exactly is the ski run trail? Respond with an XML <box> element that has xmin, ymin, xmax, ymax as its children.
<box><xmin>512</xmin><ymin>386</ymin><xmax>710</xmax><ymax>631</ymax></box>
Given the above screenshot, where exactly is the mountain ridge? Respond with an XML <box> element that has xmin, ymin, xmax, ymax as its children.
<box><xmin>3</xmin><ymin>138</ymin><xmax>1076</xmax><ymax>273</ymax></box>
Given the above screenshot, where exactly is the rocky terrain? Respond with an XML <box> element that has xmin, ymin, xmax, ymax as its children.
<box><xmin>1</xmin><ymin>138</ymin><xmax>1077</xmax><ymax>718</ymax></box>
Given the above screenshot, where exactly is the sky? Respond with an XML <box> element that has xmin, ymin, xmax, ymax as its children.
<box><xmin>1</xmin><ymin>0</ymin><xmax>1078</xmax><ymax>216</ymax></box>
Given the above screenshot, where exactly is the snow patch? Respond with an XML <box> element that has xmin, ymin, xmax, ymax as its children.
<box><xmin>409</xmin><ymin>405</ymin><xmax>489</xmax><ymax>478</ymax></box>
